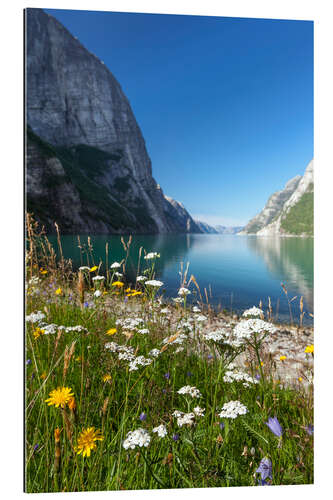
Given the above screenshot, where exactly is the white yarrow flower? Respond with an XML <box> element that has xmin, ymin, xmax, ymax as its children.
<box><xmin>144</xmin><ymin>252</ymin><xmax>160</xmax><ymax>260</ymax></box>
<box><xmin>177</xmin><ymin>385</ymin><xmax>202</xmax><ymax>398</ymax></box>
<box><xmin>242</xmin><ymin>306</ymin><xmax>263</xmax><ymax>318</ymax></box>
<box><xmin>94</xmin><ymin>290</ymin><xmax>102</xmax><ymax>297</ymax></box>
<box><xmin>136</xmin><ymin>275</ymin><xmax>147</xmax><ymax>282</ymax></box>
<box><xmin>110</xmin><ymin>262</ymin><xmax>122</xmax><ymax>269</ymax></box>
<box><xmin>193</xmin><ymin>406</ymin><xmax>205</xmax><ymax>417</ymax></box>
<box><xmin>152</xmin><ymin>424</ymin><xmax>167</xmax><ymax>438</ymax></box>
<box><xmin>92</xmin><ymin>275</ymin><xmax>105</xmax><ymax>281</ymax></box>
<box><xmin>145</xmin><ymin>280</ymin><xmax>164</xmax><ymax>287</ymax></box>
<box><xmin>178</xmin><ymin>287</ymin><xmax>191</xmax><ymax>297</ymax></box>
<box><xmin>122</xmin><ymin>428</ymin><xmax>151</xmax><ymax>449</ymax></box>
<box><xmin>218</xmin><ymin>400</ymin><xmax>248</xmax><ymax>419</ymax></box>
<box><xmin>26</xmin><ymin>311</ymin><xmax>45</xmax><ymax>323</ymax></box>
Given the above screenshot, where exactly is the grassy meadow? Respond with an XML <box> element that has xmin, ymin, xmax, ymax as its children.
<box><xmin>25</xmin><ymin>215</ymin><xmax>314</xmax><ymax>492</ymax></box>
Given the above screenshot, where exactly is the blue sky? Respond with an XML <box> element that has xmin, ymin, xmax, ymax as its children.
<box><xmin>45</xmin><ymin>9</ymin><xmax>313</xmax><ymax>226</ymax></box>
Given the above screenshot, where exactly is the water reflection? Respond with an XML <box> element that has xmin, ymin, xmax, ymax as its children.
<box><xmin>246</xmin><ymin>236</ymin><xmax>313</xmax><ymax>312</ymax></box>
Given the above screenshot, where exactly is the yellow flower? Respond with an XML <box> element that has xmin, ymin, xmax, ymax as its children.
<box><xmin>45</xmin><ymin>386</ymin><xmax>74</xmax><ymax>408</ymax></box>
<box><xmin>112</xmin><ymin>281</ymin><xmax>124</xmax><ymax>288</ymax></box>
<box><xmin>33</xmin><ymin>327</ymin><xmax>45</xmax><ymax>340</ymax></box>
<box><xmin>40</xmin><ymin>371</ymin><xmax>47</xmax><ymax>380</ymax></box>
<box><xmin>102</xmin><ymin>374</ymin><xmax>112</xmax><ymax>382</ymax></box>
<box><xmin>130</xmin><ymin>291</ymin><xmax>142</xmax><ymax>296</ymax></box>
<box><xmin>106</xmin><ymin>328</ymin><xmax>117</xmax><ymax>336</ymax></box>
<box><xmin>279</xmin><ymin>355</ymin><xmax>287</xmax><ymax>362</ymax></box>
<box><xmin>89</xmin><ymin>266</ymin><xmax>98</xmax><ymax>272</ymax></box>
<box><xmin>40</xmin><ymin>269</ymin><xmax>48</xmax><ymax>275</ymax></box>
<box><xmin>298</xmin><ymin>377</ymin><xmax>303</xmax><ymax>382</ymax></box>
<box><xmin>305</xmin><ymin>344</ymin><xmax>314</xmax><ymax>354</ymax></box>
<box><xmin>125</xmin><ymin>287</ymin><xmax>132</xmax><ymax>293</ymax></box>
<box><xmin>75</xmin><ymin>356</ymin><xmax>82</xmax><ymax>362</ymax></box>
<box><xmin>75</xmin><ymin>427</ymin><xmax>104</xmax><ymax>457</ymax></box>
<box><xmin>55</xmin><ymin>287</ymin><xmax>62</xmax><ymax>296</ymax></box>
<box><xmin>103</xmin><ymin>291</ymin><xmax>108</xmax><ymax>295</ymax></box>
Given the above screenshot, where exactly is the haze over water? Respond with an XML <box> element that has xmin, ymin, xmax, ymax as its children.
<box><xmin>50</xmin><ymin>234</ymin><xmax>313</xmax><ymax>325</ymax></box>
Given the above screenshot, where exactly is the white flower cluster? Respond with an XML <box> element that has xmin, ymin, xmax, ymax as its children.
<box><xmin>223</xmin><ymin>367</ymin><xmax>259</xmax><ymax>387</ymax></box>
<box><xmin>114</xmin><ymin>272</ymin><xmax>123</xmax><ymax>278</ymax></box>
<box><xmin>92</xmin><ymin>275</ymin><xmax>105</xmax><ymax>282</ymax></box>
<box><xmin>148</xmin><ymin>348</ymin><xmax>160</xmax><ymax>358</ymax></box>
<box><xmin>136</xmin><ymin>275</ymin><xmax>147</xmax><ymax>282</ymax></box>
<box><xmin>172</xmin><ymin>410</ymin><xmax>196</xmax><ymax>427</ymax></box>
<box><xmin>145</xmin><ymin>280</ymin><xmax>164</xmax><ymax>287</ymax></box>
<box><xmin>242</xmin><ymin>306</ymin><xmax>263</xmax><ymax>318</ymax></box>
<box><xmin>160</xmin><ymin>307</ymin><xmax>170</xmax><ymax>315</ymax></box>
<box><xmin>116</xmin><ymin>317</ymin><xmax>144</xmax><ymax>331</ymax></box>
<box><xmin>232</xmin><ymin>319</ymin><xmax>277</xmax><ymax>346</ymax></box>
<box><xmin>128</xmin><ymin>355</ymin><xmax>153</xmax><ymax>372</ymax></box>
<box><xmin>123</xmin><ymin>428</ymin><xmax>151</xmax><ymax>449</ymax></box>
<box><xmin>94</xmin><ymin>290</ymin><xmax>102</xmax><ymax>297</ymax></box>
<box><xmin>177</xmin><ymin>385</ymin><xmax>202</xmax><ymax>398</ymax></box>
<box><xmin>37</xmin><ymin>323</ymin><xmax>87</xmax><ymax>335</ymax></box>
<box><xmin>193</xmin><ymin>406</ymin><xmax>205</xmax><ymax>417</ymax></box>
<box><xmin>152</xmin><ymin>424</ymin><xmax>167</xmax><ymax>438</ymax></box>
<box><xmin>203</xmin><ymin>329</ymin><xmax>229</xmax><ymax>342</ymax></box>
<box><xmin>26</xmin><ymin>311</ymin><xmax>45</xmax><ymax>323</ymax></box>
<box><xmin>144</xmin><ymin>252</ymin><xmax>160</xmax><ymax>260</ymax></box>
<box><xmin>172</xmin><ymin>297</ymin><xmax>184</xmax><ymax>304</ymax></box>
<box><xmin>79</xmin><ymin>266</ymin><xmax>90</xmax><ymax>271</ymax></box>
<box><xmin>194</xmin><ymin>315</ymin><xmax>207</xmax><ymax>323</ymax></box>
<box><xmin>110</xmin><ymin>262</ymin><xmax>122</xmax><ymax>269</ymax></box>
<box><xmin>104</xmin><ymin>341</ymin><xmax>119</xmax><ymax>352</ymax></box>
<box><xmin>178</xmin><ymin>287</ymin><xmax>191</xmax><ymax>297</ymax></box>
<box><xmin>218</xmin><ymin>400</ymin><xmax>248</xmax><ymax>419</ymax></box>
<box><xmin>192</xmin><ymin>306</ymin><xmax>201</xmax><ymax>313</ymax></box>
<box><xmin>137</xmin><ymin>328</ymin><xmax>149</xmax><ymax>335</ymax></box>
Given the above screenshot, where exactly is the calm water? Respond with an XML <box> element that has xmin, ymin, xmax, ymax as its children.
<box><xmin>48</xmin><ymin>234</ymin><xmax>313</xmax><ymax>324</ymax></box>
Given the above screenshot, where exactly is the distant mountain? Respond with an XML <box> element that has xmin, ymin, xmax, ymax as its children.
<box><xmin>195</xmin><ymin>221</ymin><xmax>243</xmax><ymax>234</ymax></box>
<box><xmin>25</xmin><ymin>8</ymin><xmax>201</xmax><ymax>235</ymax></box>
<box><xmin>215</xmin><ymin>225</ymin><xmax>244</xmax><ymax>235</ymax></box>
<box><xmin>240</xmin><ymin>160</ymin><xmax>313</xmax><ymax>236</ymax></box>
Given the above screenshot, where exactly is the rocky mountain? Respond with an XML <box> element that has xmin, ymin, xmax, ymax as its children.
<box><xmin>215</xmin><ymin>225</ymin><xmax>244</xmax><ymax>235</ymax></box>
<box><xmin>195</xmin><ymin>221</ymin><xmax>219</xmax><ymax>234</ymax></box>
<box><xmin>195</xmin><ymin>221</ymin><xmax>243</xmax><ymax>234</ymax></box>
<box><xmin>25</xmin><ymin>8</ymin><xmax>202</xmax><ymax>235</ymax></box>
<box><xmin>240</xmin><ymin>160</ymin><xmax>313</xmax><ymax>236</ymax></box>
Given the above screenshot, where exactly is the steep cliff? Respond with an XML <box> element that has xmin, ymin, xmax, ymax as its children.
<box><xmin>241</xmin><ymin>160</ymin><xmax>313</xmax><ymax>237</ymax></box>
<box><xmin>25</xmin><ymin>8</ymin><xmax>201</xmax><ymax>234</ymax></box>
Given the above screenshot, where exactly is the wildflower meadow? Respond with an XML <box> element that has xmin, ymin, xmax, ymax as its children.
<box><xmin>25</xmin><ymin>215</ymin><xmax>314</xmax><ymax>492</ymax></box>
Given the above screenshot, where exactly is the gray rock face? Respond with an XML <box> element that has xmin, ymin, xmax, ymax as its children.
<box><xmin>240</xmin><ymin>160</ymin><xmax>313</xmax><ymax>236</ymax></box>
<box><xmin>195</xmin><ymin>221</ymin><xmax>219</xmax><ymax>234</ymax></box>
<box><xmin>163</xmin><ymin>196</ymin><xmax>202</xmax><ymax>233</ymax></box>
<box><xmin>257</xmin><ymin>160</ymin><xmax>314</xmax><ymax>236</ymax></box>
<box><xmin>241</xmin><ymin>175</ymin><xmax>302</xmax><ymax>234</ymax></box>
<box><xmin>195</xmin><ymin>221</ymin><xmax>243</xmax><ymax>234</ymax></box>
<box><xmin>25</xmin><ymin>8</ymin><xmax>200</xmax><ymax>234</ymax></box>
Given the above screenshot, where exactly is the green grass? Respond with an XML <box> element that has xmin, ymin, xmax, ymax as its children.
<box><xmin>281</xmin><ymin>189</ymin><xmax>314</xmax><ymax>236</ymax></box>
<box><xmin>25</xmin><ymin>245</ymin><xmax>314</xmax><ymax>492</ymax></box>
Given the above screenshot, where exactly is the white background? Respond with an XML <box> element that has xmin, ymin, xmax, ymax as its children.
<box><xmin>0</xmin><ymin>0</ymin><xmax>332</xmax><ymax>498</ymax></box>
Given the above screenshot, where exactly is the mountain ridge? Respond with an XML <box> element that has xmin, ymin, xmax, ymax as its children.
<box><xmin>25</xmin><ymin>8</ymin><xmax>202</xmax><ymax>235</ymax></box>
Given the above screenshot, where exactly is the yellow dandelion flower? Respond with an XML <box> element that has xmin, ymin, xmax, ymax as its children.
<box><xmin>89</xmin><ymin>266</ymin><xmax>98</xmax><ymax>272</ymax></box>
<box><xmin>125</xmin><ymin>287</ymin><xmax>132</xmax><ymax>293</ymax></box>
<box><xmin>305</xmin><ymin>344</ymin><xmax>314</xmax><ymax>354</ymax></box>
<box><xmin>75</xmin><ymin>427</ymin><xmax>104</xmax><ymax>457</ymax></box>
<box><xmin>102</xmin><ymin>374</ymin><xmax>112</xmax><ymax>382</ymax></box>
<box><xmin>103</xmin><ymin>291</ymin><xmax>108</xmax><ymax>295</ymax></box>
<box><xmin>106</xmin><ymin>328</ymin><xmax>117</xmax><ymax>336</ymax></box>
<box><xmin>131</xmin><ymin>291</ymin><xmax>142</xmax><ymax>296</ymax></box>
<box><xmin>298</xmin><ymin>377</ymin><xmax>303</xmax><ymax>382</ymax></box>
<box><xmin>45</xmin><ymin>386</ymin><xmax>74</xmax><ymax>408</ymax></box>
<box><xmin>112</xmin><ymin>281</ymin><xmax>124</xmax><ymax>287</ymax></box>
<box><xmin>40</xmin><ymin>371</ymin><xmax>47</xmax><ymax>380</ymax></box>
<box><xmin>279</xmin><ymin>355</ymin><xmax>287</xmax><ymax>362</ymax></box>
<box><xmin>40</xmin><ymin>269</ymin><xmax>48</xmax><ymax>275</ymax></box>
<box><xmin>55</xmin><ymin>287</ymin><xmax>62</xmax><ymax>296</ymax></box>
<box><xmin>33</xmin><ymin>327</ymin><xmax>45</xmax><ymax>340</ymax></box>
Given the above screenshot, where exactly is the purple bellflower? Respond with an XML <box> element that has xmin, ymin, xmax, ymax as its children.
<box><xmin>265</xmin><ymin>416</ymin><xmax>283</xmax><ymax>437</ymax></box>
